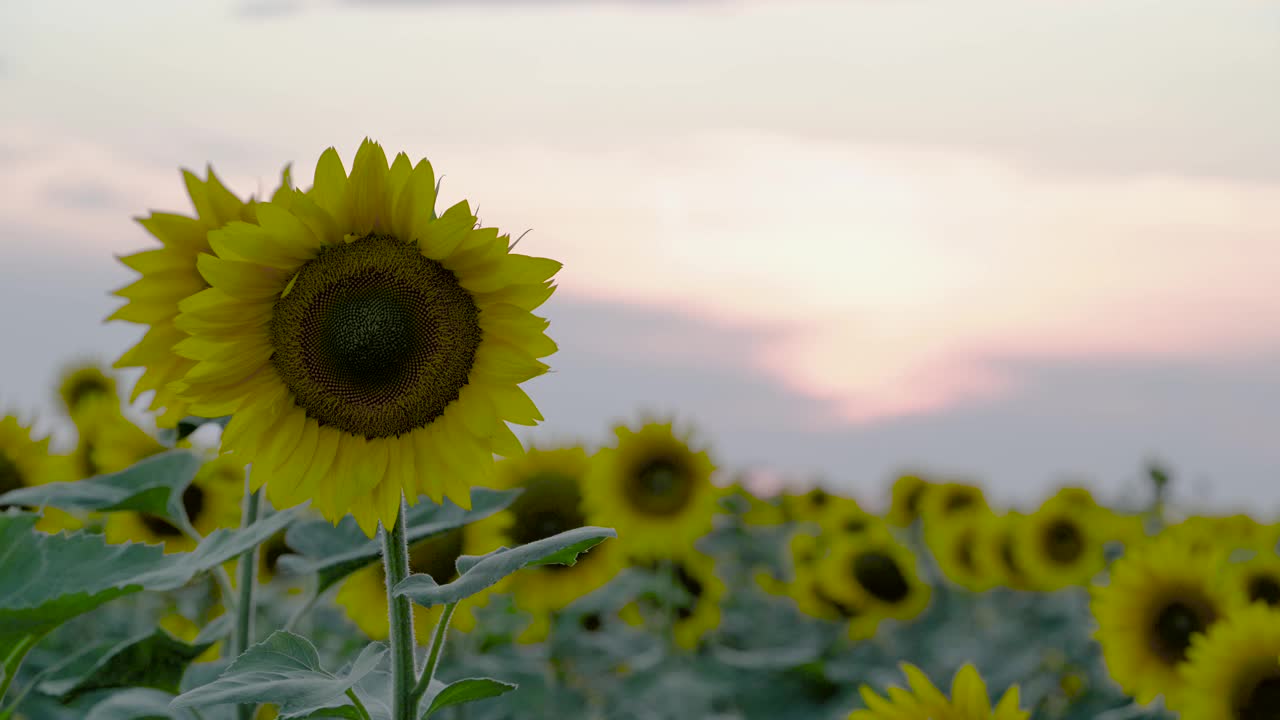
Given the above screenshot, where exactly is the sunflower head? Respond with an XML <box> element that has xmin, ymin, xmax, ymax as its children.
<box><xmin>465</xmin><ymin>447</ymin><xmax>623</xmax><ymax>639</ymax></box>
<box><xmin>1225</xmin><ymin>552</ymin><xmax>1280</xmax><ymax>610</ymax></box>
<box><xmin>1092</xmin><ymin>533</ymin><xmax>1247</xmax><ymax>706</ymax></box>
<box><xmin>70</xmin><ymin>401</ymin><xmax>166</xmax><ymax>479</ymax></box>
<box><xmin>850</xmin><ymin>663</ymin><xmax>1028</xmax><ymax>720</ymax></box>
<box><xmin>926</xmin><ymin>507</ymin><xmax>1000</xmax><ymax>593</ymax></box>
<box><xmin>583</xmin><ymin>421</ymin><xmax>717</xmax><ymax>559</ymax></box>
<box><xmin>1016</xmin><ymin>496</ymin><xmax>1107</xmax><ymax>591</ymax></box>
<box><xmin>104</xmin><ymin>451</ymin><xmax>243</xmax><ymax>553</ymax></box>
<box><xmin>624</xmin><ymin>552</ymin><xmax>725</xmax><ymax>650</ymax></box>
<box><xmin>171</xmin><ymin>140</ymin><xmax>560</xmax><ymax>535</ymax></box>
<box><xmin>56</xmin><ymin>363</ymin><xmax>118</xmax><ymax>417</ymax></box>
<box><xmin>0</xmin><ymin>415</ymin><xmax>77</xmax><ymax>532</ymax></box>
<box><xmin>919</xmin><ymin>481</ymin><xmax>987</xmax><ymax>525</ymax></box>
<box><xmin>1176</xmin><ymin>604</ymin><xmax>1280</xmax><ymax>720</ymax></box>
<box><xmin>817</xmin><ymin>529</ymin><xmax>930</xmax><ymax>640</ymax></box>
<box><xmin>887</xmin><ymin>474</ymin><xmax>930</xmax><ymax>527</ymax></box>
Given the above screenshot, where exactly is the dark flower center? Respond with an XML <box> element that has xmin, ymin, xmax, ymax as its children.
<box><xmin>1042</xmin><ymin>518</ymin><xmax>1085</xmax><ymax>565</ymax></box>
<box><xmin>903</xmin><ymin>482</ymin><xmax>925</xmax><ymax>520</ymax></box>
<box><xmin>580</xmin><ymin>613</ymin><xmax>603</xmax><ymax>632</ymax></box>
<box><xmin>956</xmin><ymin>530</ymin><xmax>977</xmax><ymax>571</ymax></box>
<box><xmin>65</xmin><ymin>375</ymin><xmax>111</xmax><ymax>412</ymax></box>
<box><xmin>1238</xmin><ymin>675</ymin><xmax>1280</xmax><ymax>720</ymax></box>
<box><xmin>853</xmin><ymin>551</ymin><xmax>910</xmax><ymax>604</ymax></box>
<box><xmin>270</xmin><ymin>235</ymin><xmax>482</xmax><ymax>439</ymax></box>
<box><xmin>624</xmin><ymin>456</ymin><xmax>696</xmax><ymax>516</ymax></box>
<box><xmin>1248</xmin><ymin>575</ymin><xmax>1280</xmax><ymax>606</ymax></box>
<box><xmin>407</xmin><ymin>528</ymin><xmax>465</xmax><ymax>585</ymax></box>
<box><xmin>1150</xmin><ymin>598</ymin><xmax>1215</xmax><ymax>664</ymax></box>
<box><xmin>506</xmin><ymin>471</ymin><xmax>587</xmax><ymax>550</ymax></box>
<box><xmin>944</xmin><ymin>489</ymin><xmax>978</xmax><ymax>513</ymax></box>
<box><xmin>261</xmin><ymin>532</ymin><xmax>290</xmax><ymax>576</ymax></box>
<box><xmin>141</xmin><ymin>484</ymin><xmax>206</xmax><ymax>538</ymax></box>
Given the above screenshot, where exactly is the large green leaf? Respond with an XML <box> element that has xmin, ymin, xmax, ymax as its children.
<box><xmin>170</xmin><ymin>632</ymin><xmax>385</xmax><ymax>718</ymax></box>
<box><xmin>422</xmin><ymin>678</ymin><xmax>516</xmax><ymax>717</ymax></box>
<box><xmin>393</xmin><ymin>526</ymin><xmax>616</xmax><ymax>607</ymax></box>
<box><xmin>0</xmin><ymin>507</ymin><xmax>301</xmax><ymax>664</ymax></box>
<box><xmin>84</xmin><ymin>688</ymin><xmax>201</xmax><ymax>720</ymax></box>
<box><xmin>0</xmin><ymin>450</ymin><xmax>201</xmax><ymax>519</ymax></box>
<box><xmin>38</xmin><ymin>628</ymin><xmax>213</xmax><ymax>701</ymax></box>
<box><xmin>279</xmin><ymin>488</ymin><xmax>520</xmax><ymax>593</ymax></box>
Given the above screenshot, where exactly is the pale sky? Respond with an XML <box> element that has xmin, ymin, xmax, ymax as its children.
<box><xmin>2</xmin><ymin>0</ymin><xmax>1279</xmax><ymax>512</ymax></box>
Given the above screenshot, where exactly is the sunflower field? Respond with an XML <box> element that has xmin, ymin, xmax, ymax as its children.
<box><xmin>2</xmin><ymin>142</ymin><xmax>1278</xmax><ymax>720</ymax></box>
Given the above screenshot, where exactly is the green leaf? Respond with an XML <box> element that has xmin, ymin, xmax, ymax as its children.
<box><xmin>394</xmin><ymin>526</ymin><xmax>616</xmax><ymax>607</ymax></box>
<box><xmin>422</xmin><ymin>678</ymin><xmax>516</xmax><ymax>717</ymax></box>
<box><xmin>38</xmin><ymin>628</ymin><xmax>213</xmax><ymax>701</ymax></box>
<box><xmin>84</xmin><ymin>688</ymin><xmax>200</xmax><ymax>720</ymax></box>
<box><xmin>170</xmin><ymin>632</ymin><xmax>385</xmax><ymax>717</ymax></box>
<box><xmin>0</xmin><ymin>450</ymin><xmax>201</xmax><ymax>519</ymax></box>
<box><xmin>0</xmin><ymin>507</ymin><xmax>301</xmax><ymax>658</ymax></box>
<box><xmin>280</xmin><ymin>488</ymin><xmax>521</xmax><ymax>593</ymax></box>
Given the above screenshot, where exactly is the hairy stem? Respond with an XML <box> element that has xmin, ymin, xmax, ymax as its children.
<box><xmin>382</xmin><ymin>495</ymin><xmax>417</xmax><ymax>720</ymax></box>
<box><xmin>410</xmin><ymin>602</ymin><xmax>457</xmax><ymax>706</ymax></box>
<box><xmin>231</xmin><ymin>474</ymin><xmax>263</xmax><ymax>720</ymax></box>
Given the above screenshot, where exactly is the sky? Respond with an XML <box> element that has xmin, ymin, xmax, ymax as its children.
<box><xmin>2</xmin><ymin>0</ymin><xmax>1279</xmax><ymax>512</ymax></box>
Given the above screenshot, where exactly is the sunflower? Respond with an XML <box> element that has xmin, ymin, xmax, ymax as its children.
<box><xmin>850</xmin><ymin>663</ymin><xmax>1028</xmax><ymax>720</ymax></box>
<box><xmin>0</xmin><ymin>414</ymin><xmax>77</xmax><ymax>533</ymax></box>
<box><xmin>919</xmin><ymin>481</ymin><xmax>987</xmax><ymax>525</ymax></box>
<box><xmin>1225</xmin><ymin>551</ymin><xmax>1280</xmax><ymax>609</ymax></box>
<box><xmin>816</xmin><ymin>527</ymin><xmax>930</xmax><ymax>640</ymax></box>
<box><xmin>335</xmin><ymin>527</ymin><xmax>480</xmax><ymax>644</ymax></box>
<box><xmin>926</xmin><ymin>507</ymin><xmax>1000</xmax><ymax>593</ymax></box>
<box><xmin>1015</xmin><ymin>496</ymin><xmax>1108</xmax><ymax>591</ymax></box>
<box><xmin>105</xmin><ymin>451</ymin><xmax>244</xmax><ymax>553</ymax></box>
<box><xmin>71</xmin><ymin>400</ymin><xmax>166</xmax><ymax>479</ymax></box>
<box><xmin>583</xmin><ymin>421</ymin><xmax>716</xmax><ymax>559</ymax></box>
<box><xmin>111</xmin><ymin>168</ymin><xmax>287</xmax><ymax>427</ymax></box>
<box><xmin>169</xmin><ymin>140</ymin><xmax>558</xmax><ymax>535</ymax></box>
<box><xmin>1176</xmin><ymin>604</ymin><xmax>1280</xmax><ymax>719</ymax></box>
<box><xmin>974</xmin><ymin>512</ymin><xmax>1035</xmax><ymax>591</ymax></box>
<box><xmin>257</xmin><ymin>529</ymin><xmax>295</xmax><ymax>586</ymax></box>
<box><xmin>158</xmin><ymin>611</ymin><xmax>223</xmax><ymax>663</ymax></box>
<box><xmin>465</xmin><ymin>447</ymin><xmax>624</xmax><ymax>642</ymax></box>
<box><xmin>887</xmin><ymin>474</ymin><xmax>931</xmax><ymax>527</ymax></box>
<box><xmin>56</xmin><ymin>363</ymin><xmax>119</xmax><ymax>417</ymax></box>
<box><xmin>1091</xmin><ymin>533</ymin><xmax>1246</xmax><ymax>705</ymax></box>
<box><xmin>621</xmin><ymin>551</ymin><xmax>725</xmax><ymax>650</ymax></box>
<box><xmin>815</xmin><ymin>496</ymin><xmax>877</xmax><ymax>539</ymax></box>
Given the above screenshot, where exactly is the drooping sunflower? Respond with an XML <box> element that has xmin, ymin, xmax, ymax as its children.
<box><xmin>105</xmin><ymin>451</ymin><xmax>244</xmax><ymax>553</ymax></box>
<box><xmin>111</xmin><ymin>168</ymin><xmax>287</xmax><ymax>427</ymax></box>
<box><xmin>71</xmin><ymin>400</ymin><xmax>167</xmax><ymax>479</ymax></box>
<box><xmin>1175</xmin><ymin>604</ymin><xmax>1280</xmax><ymax>720</ymax></box>
<box><xmin>1015</xmin><ymin>495</ymin><xmax>1108</xmax><ymax>591</ymax></box>
<box><xmin>1091</xmin><ymin>533</ymin><xmax>1246</xmax><ymax>706</ymax></box>
<box><xmin>850</xmin><ymin>663</ymin><xmax>1028</xmax><ymax>720</ymax></box>
<box><xmin>926</xmin><ymin>507</ymin><xmax>1000</xmax><ymax>593</ymax></box>
<box><xmin>621</xmin><ymin>551</ymin><xmax>725</xmax><ymax>650</ymax></box>
<box><xmin>887</xmin><ymin>474</ymin><xmax>931</xmax><ymax>527</ymax></box>
<box><xmin>0</xmin><ymin>414</ymin><xmax>77</xmax><ymax>532</ymax></box>
<box><xmin>56</xmin><ymin>363</ymin><xmax>119</xmax><ymax>417</ymax></box>
<box><xmin>583</xmin><ymin>421</ymin><xmax>716</xmax><ymax>559</ymax></box>
<box><xmin>465</xmin><ymin>447</ymin><xmax>624</xmax><ymax>642</ymax></box>
<box><xmin>335</xmin><ymin>527</ymin><xmax>480</xmax><ymax>644</ymax></box>
<box><xmin>170</xmin><ymin>140</ymin><xmax>559</xmax><ymax>535</ymax></box>
<box><xmin>1225</xmin><ymin>551</ymin><xmax>1280</xmax><ymax>609</ymax></box>
<box><xmin>816</xmin><ymin>527</ymin><xmax>931</xmax><ymax>640</ymax></box>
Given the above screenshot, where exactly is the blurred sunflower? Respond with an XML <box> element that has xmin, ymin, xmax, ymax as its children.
<box><xmin>975</xmin><ymin>512</ymin><xmax>1035</xmax><ymax>591</ymax></box>
<box><xmin>584</xmin><ymin>421</ymin><xmax>716</xmax><ymax>559</ymax></box>
<box><xmin>816</xmin><ymin>528</ymin><xmax>930</xmax><ymax>640</ymax></box>
<box><xmin>1166</xmin><ymin>514</ymin><xmax>1277</xmax><ymax>555</ymax></box>
<box><xmin>336</xmin><ymin>527</ymin><xmax>479</xmax><ymax>644</ymax></box>
<box><xmin>1092</xmin><ymin>533</ymin><xmax>1245</xmax><ymax>705</ymax></box>
<box><xmin>1225</xmin><ymin>551</ymin><xmax>1280</xmax><ymax>609</ymax></box>
<box><xmin>815</xmin><ymin>496</ymin><xmax>876</xmax><ymax>539</ymax></box>
<box><xmin>1016</xmin><ymin>496</ymin><xmax>1108</xmax><ymax>591</ymax></box>
<box><xmin>919</xmin><ymin>481</ymin><xmax>987</xmax><ymax>524</ymax></box>
<box><xmin>105</xmin><ymin>452</ymin><xmax>243</xmax><ymax>553</ymax></box>
<box><xmin>887</xmin><ymin>474</ymin><xmax>930</xmax><ymax>527</ymax></box>
<box><xmin>171</xmin><ymin>140</ymin><xmax>558</xmax><ymax>535</ymax></box>
<box><xmin>0</xmin><ymin>414</ymin><xmax>77</xmax><ymax>533</ymax></box>
<box><xmin>70</xmin><ymin>399</ymin><xmax>166</xmax><ymax>479</ymax></box>
<box><xmin>927</xmin><ymin>508</ymin><xmax>1000</xmax><ymax>593</ymax></box>
<box><xmin>850</xmin><ymin>663</ymin><xmax>1027</xmax><ymax>720</ymax></box>
<box><xmin>466</xmin><ymin>447</ymin><xmax>623</xmax><ymax>642</ymax></box>
<box><xmin>56</xmin><ymin>363</ymin><xmax>119</xmax><ymax>417</ymax></box>
<box><xmin>257</xmin><ymin>529</ymin><xmax>295</xmax><ymax>586</ymax></box>
<box><xmin>111</xmin><ymin>168</ymin><xmax>287</xmax><ymax>427</ymax></box>
<box><xmin>622</xmin><ymin>551</ymin><xmax>724</xmax><ymax>650</ymax></box>
<box><xmin>1176</xmin><ymin>603</ymin><xmax>1280</xmax><ymax>720</ymax></box>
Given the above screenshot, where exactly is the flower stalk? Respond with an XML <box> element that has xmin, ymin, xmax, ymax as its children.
<box><xmin>231</xmin><ymin>476</ymin><xmax>262</xmax><ymax>720</ymax></box>
<box><xmin>382</xmin><ymin>495</ymin><xmax>417</xmax><ymax>720</ymax></box>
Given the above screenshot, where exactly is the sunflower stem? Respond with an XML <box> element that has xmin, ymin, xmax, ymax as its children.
<box><xmin>231</xmin><ymin>477</ymin><xmax>262</xmax><ymax>720</ymax></box>
<box><xmin>382</xmin><ymin>495</ymin><xmax>418</xmax><ymax>720</ymax></box>
<box><xmin>410</xmin><ymin>602</ymin><xmax>457</xmax><ymax>706</ymax></box>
